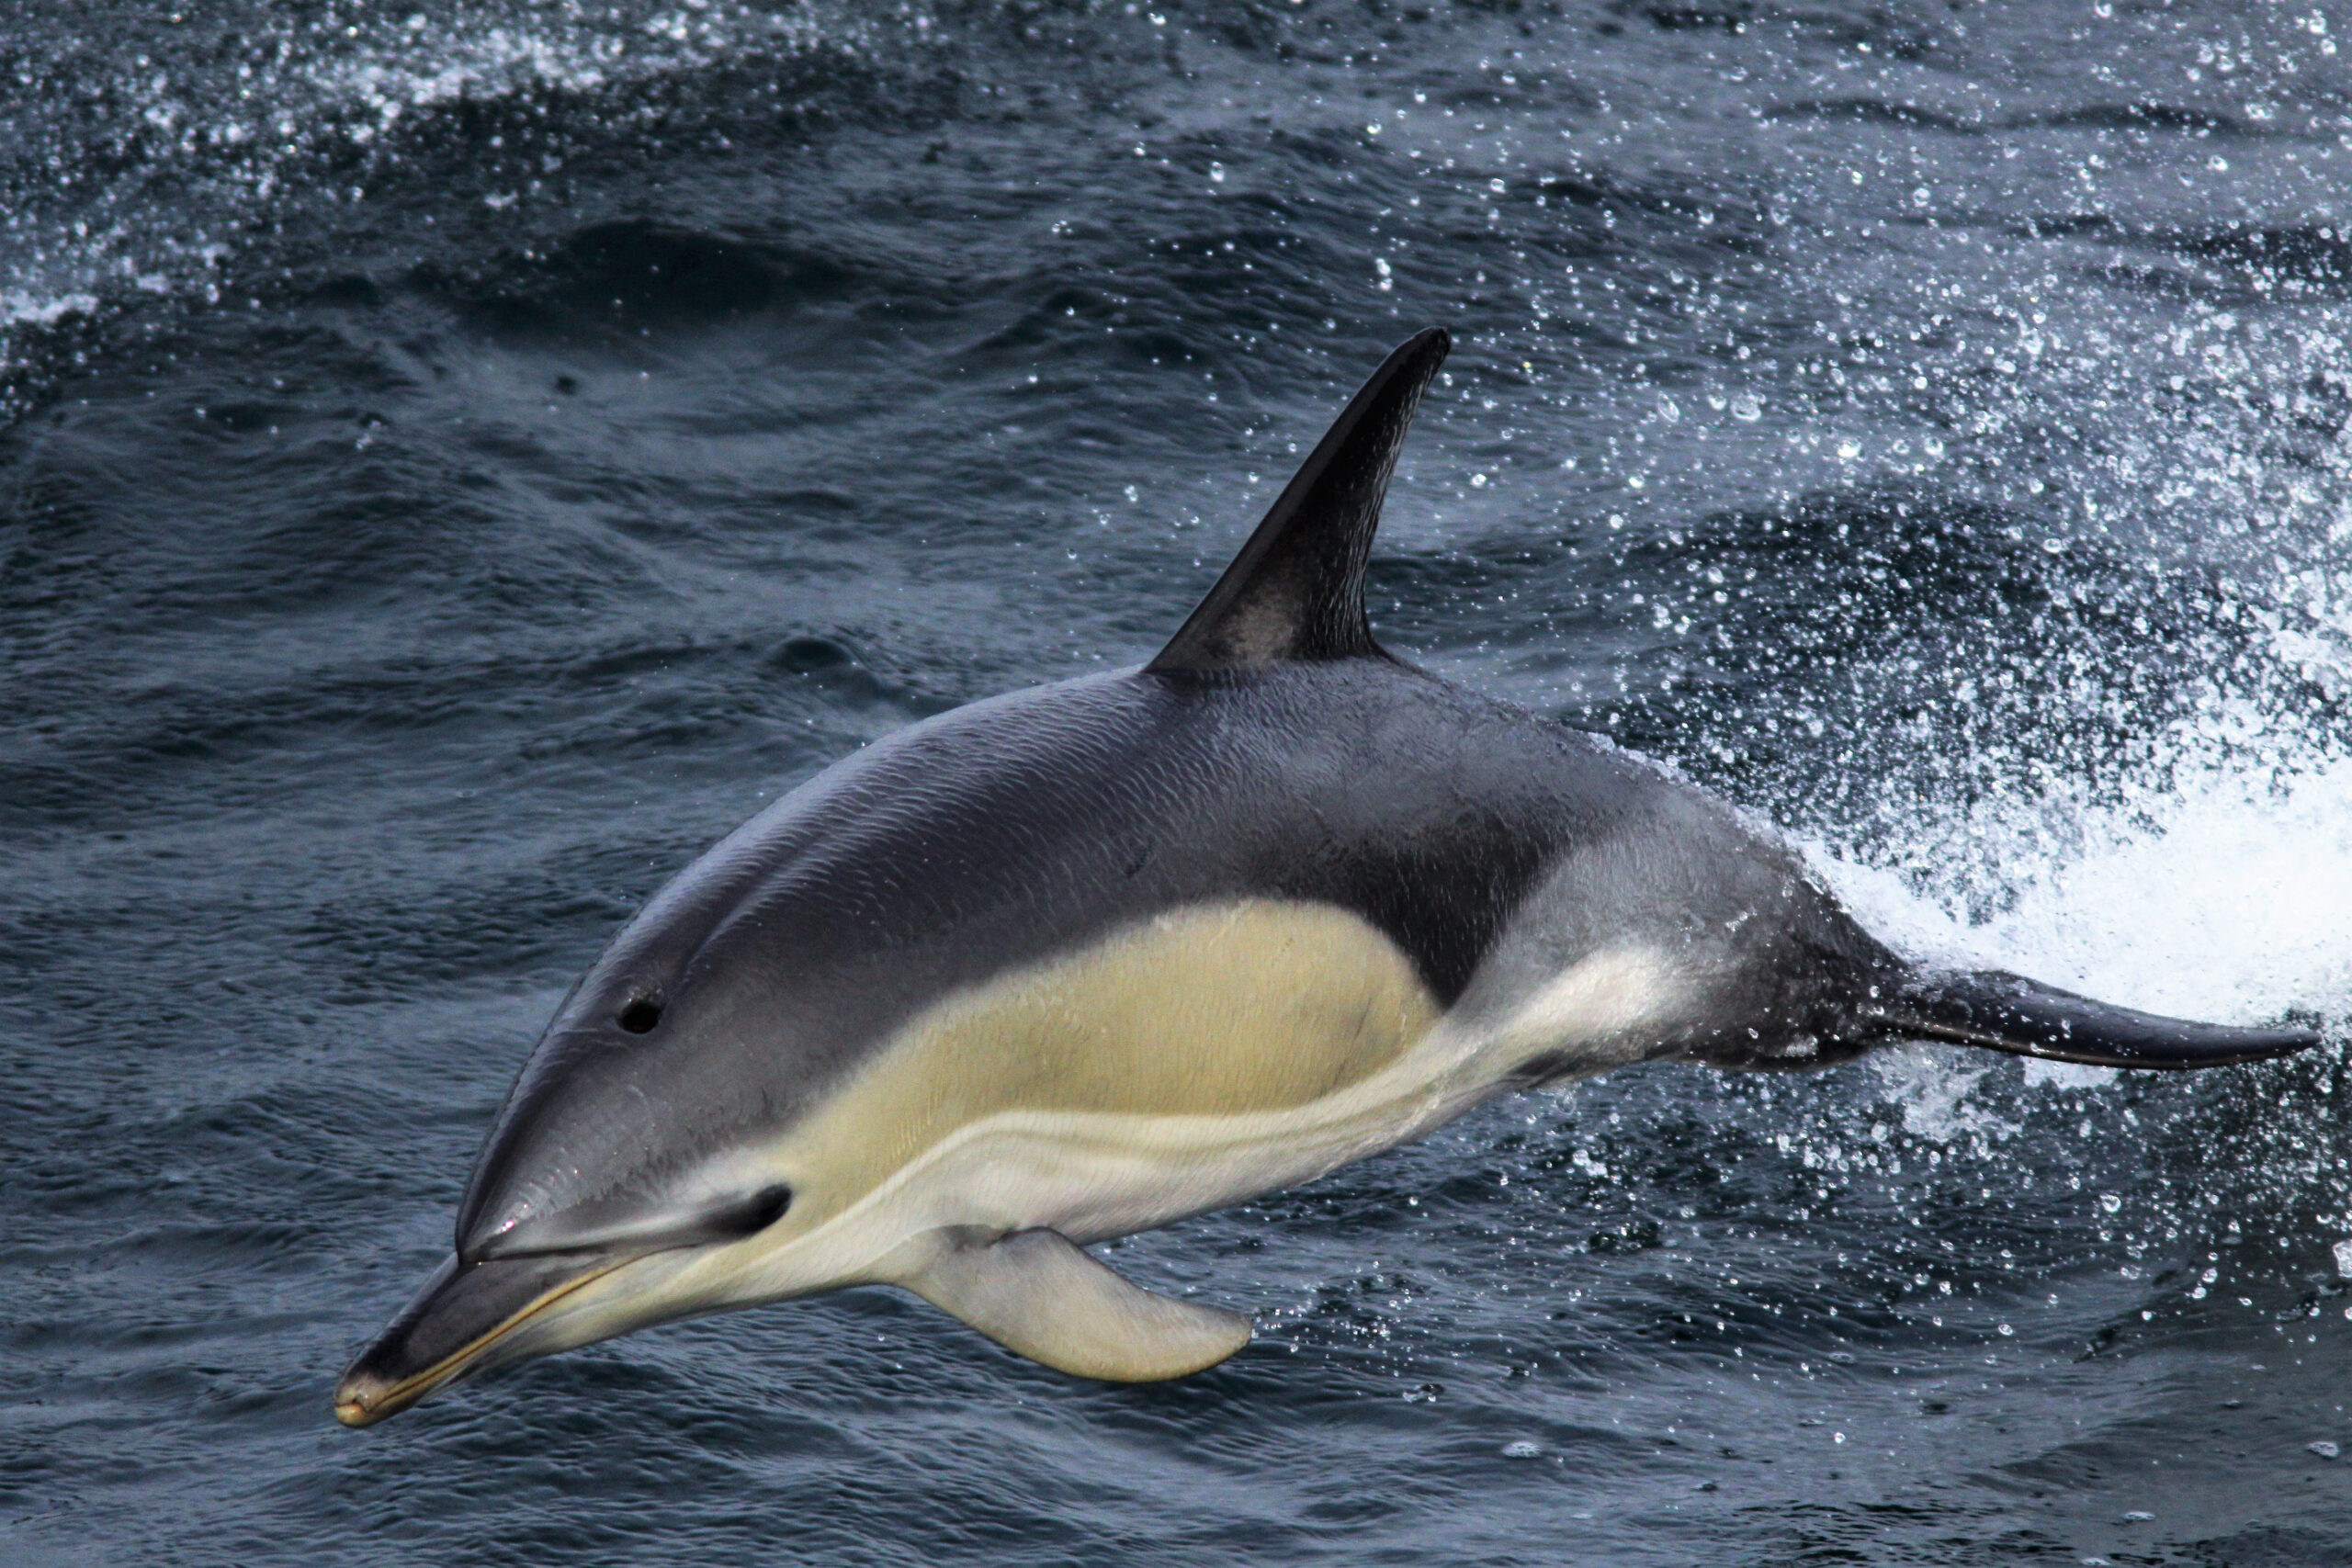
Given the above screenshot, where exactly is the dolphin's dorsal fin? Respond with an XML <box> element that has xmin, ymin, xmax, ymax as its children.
<box><xmin>903</xmin><ymin>1227</ymin><xmax>1251</xmax><ymax>1382</ymax></box>
<box><xmin>1147</xmin><ymin>327</ymin><xmax>1450</xmax><ymax>673</ymax></box>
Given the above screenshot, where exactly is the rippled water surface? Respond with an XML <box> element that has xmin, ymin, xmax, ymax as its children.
<box><xmin>6</xmin><ymin>2</ymin><xmax>2352</xmax><ymax>1562</ymax></box>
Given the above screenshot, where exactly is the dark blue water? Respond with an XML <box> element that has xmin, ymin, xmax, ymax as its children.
<box><xmin>6</xmin><ymin>2</ymin><xmax>2352</xmax><ymax>1562</ymax></box>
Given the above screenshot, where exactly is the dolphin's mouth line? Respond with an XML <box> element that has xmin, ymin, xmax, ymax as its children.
<box><xmin>334</xmin><ymin>1254</ymin><xmax>639</xmax><ymax>1428</ymax></box>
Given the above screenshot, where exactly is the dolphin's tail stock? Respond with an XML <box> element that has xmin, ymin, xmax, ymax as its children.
<box><xmin>1868</xmin><ymin>969</ymin><xmax>2321</xmax><ymax>1070</ymax></box>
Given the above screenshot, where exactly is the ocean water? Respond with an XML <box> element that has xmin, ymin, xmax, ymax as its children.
<box><xmin>5</xmin><ymin>1</ymin><xmax>2352</xmax><ymax>1562</ymax></box>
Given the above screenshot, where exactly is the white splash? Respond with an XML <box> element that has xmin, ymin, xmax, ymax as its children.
<box><xmin>1820</xmin><ymin>753</ymin><xmax>2352</xmax><ymax>1027</ymax></box>
<box><xmin>1869</xmin><ymin>1045</ymin><xmax>2013</xmax><ymax>1141</ymax></box>
<box><xmin>0</xmin><ymin>291</ymin><xmax>99</xmax><ymax>328</ymax></box>
<box><xmin>1811</xmin><ymin>739</ymin><xmax>2352</xmax><ymax>1130</ymax></box>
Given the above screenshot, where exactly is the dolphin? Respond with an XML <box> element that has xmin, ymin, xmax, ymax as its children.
<box><xmin>334</xmin><ymin>327</ymin><xmax>2318</xmax><ymax>1427</ymax></box>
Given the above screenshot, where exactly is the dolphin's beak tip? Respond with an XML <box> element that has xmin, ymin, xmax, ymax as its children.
<box><xmin>328</xmin><ymin>1247</ymin><xmax>632</xmax><ymax>1431</ymax></box>
<box><xmin>332</xmin><ymin>1369</ymin><xmax>391</xmax><ymax>1428</ymax></box>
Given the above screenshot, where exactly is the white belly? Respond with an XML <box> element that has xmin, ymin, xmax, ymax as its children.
<box><xmin>714</xmin><ymin>934</ymin><xmax>1689</xmax><ymax>1305</ymax></box>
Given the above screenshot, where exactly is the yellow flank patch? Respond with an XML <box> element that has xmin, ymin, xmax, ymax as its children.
<box><xmin>785</xmin><ymin>899</ymin><xmax>1441</xmax><ymax>1226</ymax></box>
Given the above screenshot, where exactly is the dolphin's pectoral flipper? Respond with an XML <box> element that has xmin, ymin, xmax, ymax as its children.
<box><xmin>1873</xmin><ymin>969</ymin><xmax>2320</xmax><ymax>1069</ymax></box>
<box><xmin>903</xmin><ymin>1228</ymin><xmax>1252</xmax><ymax>1382</ymax></box>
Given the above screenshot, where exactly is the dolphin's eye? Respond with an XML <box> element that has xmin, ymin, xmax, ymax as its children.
<box><xmin>616</xmin><ymin>998</ymin><xmax>662</xmax><ymax>1033</ymax></box>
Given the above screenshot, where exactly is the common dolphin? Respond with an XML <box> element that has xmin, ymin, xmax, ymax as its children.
<box><xmin>334</xmin><ymin>327</ymin><xmax>2318</xmax><ymax>1427</ymax></box>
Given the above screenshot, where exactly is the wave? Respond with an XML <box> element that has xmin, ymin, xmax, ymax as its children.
<box><xmin>1763</xmin><ymin>97</ymin><xmax>2271</xmax><ymax>139</ymax></box>
<box><xmin>0</xmin><ymin>1</ymin><xmax>959</xmax><ymax>420</ymax></box>
<box><xmin>2020</xmin><ymin>217</ymin><xmax>2352</xmax><ymax>295</ymax></box>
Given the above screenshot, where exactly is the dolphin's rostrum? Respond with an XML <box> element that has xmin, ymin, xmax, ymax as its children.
<box><xmin>334</xmin><ymin>328</ymin><xmax>2318</xmax><ymax>1427</ymax></box>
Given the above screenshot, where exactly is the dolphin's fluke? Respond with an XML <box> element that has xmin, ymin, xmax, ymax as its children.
<box><xmin>1875</xmin><ymin>970</ymin><xmax>2322</xmax><ymax>1069</ymax></box>
<box><xmin>903</xmin><ymin>1228</ymin><xmax>1252</xmax><ymax>1382</ymax></box>
<box><xmin>1147</xmin><ymin>327</ymin><xmax>1450</xmax><ymax>672</ymax></box>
